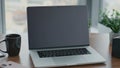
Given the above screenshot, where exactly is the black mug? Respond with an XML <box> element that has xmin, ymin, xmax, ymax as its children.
<box><xmin>0</xmin><ymin>34</ymin><xmax>21</xmax><ymax>57</ymax></box>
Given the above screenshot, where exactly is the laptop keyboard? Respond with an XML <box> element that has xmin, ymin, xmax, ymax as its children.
<box><xmin>37</xmin><ymin>48</ymin><xmax>91</xmax><ymax>58</ymax></box>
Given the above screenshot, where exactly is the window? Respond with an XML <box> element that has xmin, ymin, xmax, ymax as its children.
<box><xmin>4</xmin><ymin>0</ymin><xmax>102</xmax><ymax>34</ymax></box>
<box><xmin>0</xmin><ymin>0</ymin><xmax>103</xmax><ymax>34</ymax></box>
<box><xmin>105</xmin><ymin>0</ymin><xmax>120</xmax><ymax>11</ymax></box>
<box><xmin>5</xmin><ymin>0</ymin><xmax>87</xmax><ymax>34</ymax></box>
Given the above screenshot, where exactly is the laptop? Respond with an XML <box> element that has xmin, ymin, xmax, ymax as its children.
<box><xmin>27</xmin><ymin>5</ymin><xmax>105</xmax><ymax>68</ymax></box>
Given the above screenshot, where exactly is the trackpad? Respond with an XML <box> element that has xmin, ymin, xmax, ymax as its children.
<box><xmin>52</xmin><ymin>55</ymin><xmax>85</xmax><ymax>65</ymax></box>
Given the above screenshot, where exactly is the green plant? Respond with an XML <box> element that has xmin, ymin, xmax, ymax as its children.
<box><xmin>88</xmin><ymin>19</ymin><xmax>91</xmax><ymax>28</ymax></box>
<box><xmin>99</xmin><ymin>9</ymin><xmax>120</xmax><ymax>33</ymax></box>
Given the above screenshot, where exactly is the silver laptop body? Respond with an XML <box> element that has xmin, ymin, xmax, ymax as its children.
<box><xmin>27</xmin><ymin>6</ymin><xmax>105</xmax><ymax>68</ymax></box>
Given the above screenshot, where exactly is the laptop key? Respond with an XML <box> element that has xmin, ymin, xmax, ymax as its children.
<box><xmin>38</xmin><ymin>48</ymin><xmax>91</xmax><ymax>58</ymax></box>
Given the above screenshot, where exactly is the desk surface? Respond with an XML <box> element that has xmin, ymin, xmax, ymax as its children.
<box><xmin>0</xmin><ymin>33</ymin><xmax>120</xmax><ymax>68</ymax></box>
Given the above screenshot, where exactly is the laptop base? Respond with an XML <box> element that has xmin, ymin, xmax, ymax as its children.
<box><xmin>30</xmin><ymin>46</ymin><xmax>106</xmax><ymax>68</ymax></box>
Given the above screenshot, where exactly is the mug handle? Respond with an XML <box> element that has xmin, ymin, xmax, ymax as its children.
<box><xmin>0</xmin><ymin>40</ymin><xmax>7</xmax><ymax>53</ymax></box>
<box><xmin>0</xmin><ymin>40</ymin><xmax>5</xmax><ymax>43</ymax></box>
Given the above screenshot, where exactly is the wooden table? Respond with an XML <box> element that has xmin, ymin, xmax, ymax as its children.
<box><xmin>0</xmin><ymin>33</ymin><xmax>120</xmax><ymax>68</ymax></box>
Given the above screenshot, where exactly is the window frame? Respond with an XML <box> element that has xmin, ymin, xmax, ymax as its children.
<box><xmin>0</xmin><ymin>0</ymin><xmax>5</xmax><ymax>33</ymax></box>
<box><xmin>80</xmin><ymin>0</ymin><xmax>102</xmax><ymax>29</ymax></box>
<box><xmin>91</xmin><ymin>0</ymin><xmax>101</xmax><ymax>28</ymax></box>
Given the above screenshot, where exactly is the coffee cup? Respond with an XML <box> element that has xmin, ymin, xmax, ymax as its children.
<box><xmin>0</xmin><ymin>34</ymin><xmax>21</xmax><ymax>57</ymax></box>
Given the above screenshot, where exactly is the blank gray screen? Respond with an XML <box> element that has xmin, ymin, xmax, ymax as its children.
<box><xmin>27</xmin><ymin>6</ymin><xmax>89</xmax><ymax>49</ymax></box>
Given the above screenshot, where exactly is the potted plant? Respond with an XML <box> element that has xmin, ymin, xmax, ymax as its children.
<box><xmin>99</xmin><ymin>9</ymin><xmax>120</xmax><ymax>41</ymax></box>
<box><xmin>99</xmin><ymin>9</ymin><xmax>120</xmax><ymax>58</ymax></box>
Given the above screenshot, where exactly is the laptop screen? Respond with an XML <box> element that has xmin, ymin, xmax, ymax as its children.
<box><xmin>27</xmin><ymin>5</ymin><xmax>89</xmax><ymax>49</ymax></box>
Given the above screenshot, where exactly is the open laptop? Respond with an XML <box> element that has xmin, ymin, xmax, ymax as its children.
<box><xmin>27</xmin><ymin>5</ymin><xmax>105</xmax><ymax>68</ymax></box>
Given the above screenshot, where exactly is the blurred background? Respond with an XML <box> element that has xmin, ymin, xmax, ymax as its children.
<box><xmin>5</xmin><ymin>0</ymin><xmax>79</xmax><ymax>34</ymax></box>
<box><xmin>4</xmin><ymin>0</ymin><xmax>120</xmax><ymax>34</ymax></box>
